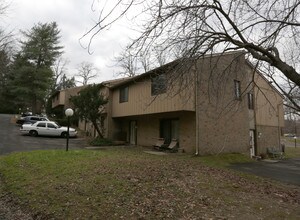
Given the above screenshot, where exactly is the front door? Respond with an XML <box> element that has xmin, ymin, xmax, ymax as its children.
<box><xmin>129</xmin><ymin>121</ymin><xmax>137</xmax><ymax>145</ymax></box>
<box><xmin>249</xmin><ymin>130</ymin><xmax>256</xmax><ymax>157</ymax></box>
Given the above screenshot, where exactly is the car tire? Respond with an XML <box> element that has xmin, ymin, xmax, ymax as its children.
<box><xmin>29</xmin><ymin>130</ymin><xmax>38</xmax><ymax>137</ymax></box>
<box><xmin>61</xmin><ymin>132</ymin><xmax>67</xmax><ymax>138</ymax></box>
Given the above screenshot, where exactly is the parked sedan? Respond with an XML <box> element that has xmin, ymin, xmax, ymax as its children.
<box><xmin>20</xmin><ymin>121</ymin><xmax>77</xmax><ymax>137</ymax></box>
<box><xmin>16</xmin><ymin>116</ymin><xmax>49</xmax><ymax>125</ymax></box>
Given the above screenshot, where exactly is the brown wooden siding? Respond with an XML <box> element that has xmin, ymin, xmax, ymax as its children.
<box><xmin>111</xmin><ymin>79</ymin><xmax>195</xmax><ymax>117</ymax></box>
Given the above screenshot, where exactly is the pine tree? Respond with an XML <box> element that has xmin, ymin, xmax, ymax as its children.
<box><xmin>12</xmin><ymin>22</ymin><xmax>63</xmax><ymax>113</ymax></box>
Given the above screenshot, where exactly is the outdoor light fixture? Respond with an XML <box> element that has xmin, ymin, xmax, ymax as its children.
<box><xmin>65</xmin><ymin>108</ymin><xmax>74</xmax><ymax>151</ymax></box>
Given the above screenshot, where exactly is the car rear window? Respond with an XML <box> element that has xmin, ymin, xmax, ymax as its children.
<box><xmin>36</xmin><ymin>122</ymin><xmax>46</xmax><ymax>127</ymax></box>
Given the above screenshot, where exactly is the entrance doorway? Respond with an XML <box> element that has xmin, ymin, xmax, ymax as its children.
<box><xmin>160</xmin><ymin>119</ymin><xmax>179</xmax><ymax>144</ymax></box>
<box><xmin>129</xmin><ymin>121</ymin><xmax>137</xmax><ymax>145</ymax></box>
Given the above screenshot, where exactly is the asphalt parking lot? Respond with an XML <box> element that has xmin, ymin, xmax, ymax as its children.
<box><xmin>230</xmin><ymin>158</ymin><xmax>300</xmax><ymax>186</ymax></box>
<box><xmin>0</xmin><ymin>114</ymin><xmax>87</xmax><ymax>155</ymax></box>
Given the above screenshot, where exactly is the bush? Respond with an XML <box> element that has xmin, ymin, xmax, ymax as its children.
<box><xmin>51</xmin><ymin>117</ymin><xmax>79</xmax><ymax>127</ymax></box>
<box><xmin>89</xmin><ymin>137</ymin><xmax>113</xmax><ymax>146</ymax></box>
<box><xmin>53</xmin><ymin>118</ymin><xmax>68</xmax><ymax>126</ymax></box>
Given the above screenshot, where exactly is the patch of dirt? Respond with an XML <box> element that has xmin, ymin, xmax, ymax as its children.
<box><xmin>0</xmin><ymin>191</ymin><xmax>33</xmax><ymax>220</ymax></box>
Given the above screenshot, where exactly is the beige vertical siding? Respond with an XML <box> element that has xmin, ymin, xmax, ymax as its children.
<box><xmin>111</xmin><ymin>77</ymin><xmax>195</xmax><ymax>117</ymax></box>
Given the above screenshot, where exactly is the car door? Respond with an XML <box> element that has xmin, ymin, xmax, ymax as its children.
<box><xmin>46</xmin><ymin>122</ymin><xmax>60</xmax><ymax>136</ymax></box>
<box><xmin>35</xmin><ymin>122</ymin><xmax>47</xmax><ymax>135</ymax></box>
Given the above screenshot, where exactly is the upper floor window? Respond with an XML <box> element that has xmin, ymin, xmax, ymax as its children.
<box><xmin>119</xmin><ymin>86</ymin><xmax>129</xmax><ymax>103</ymax></box>
<box><xmin>234</xmin><ymin>80</ymin><xmax>241</xmax><ymax>100</ymax></box>
<box><xmin>151</xmin><ymin>74</ymin><xmax>167</xmax><ymax>96</ymax></box>
<box><xmin>248</xmin><ymin>93</ymin><xmax>254</xmax><ymax>110</ymax></box>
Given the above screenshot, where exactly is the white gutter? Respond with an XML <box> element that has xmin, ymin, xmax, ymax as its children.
<box><xmin>195</xmin><ymin>67</ymin><xmax>200</xmax><ymax>156</ymax></box>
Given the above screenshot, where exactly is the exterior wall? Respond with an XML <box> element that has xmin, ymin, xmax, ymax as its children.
<box><xmin>75</xmin><ymin>51</ymin><xmax>284</xmax><ymax>157</ymax></box>
<box><xmin>111</xmin><ymin>75</ymin><xmax>195</xmax><ymax>118</ymax></box>
<box><xmin>253</xmin><ymin>73</ymin><xmax>284</xmax><ymax>127</ymax></box>
<box><xmin>252</xmin><ymin>70</ymin><xmax>284</xmax><ymax>154</ymax></box>
<box><xmin>114</xmin><ymin>111</ymin><xmax>196</xmax><ymax>152</ymax></box>
<box><xmin>52</xmin><ymin>91</ymin><xmax>66</xmax><ymax>108</ymax></box>
<box><xmin>51</xmin><ymin>86</ymin><xmax>87</xmax><ymax>110</ymax></box>
<box><xmin>195</xmin><ymin>52</ymin><xmax>251</xmax><ymax>155</ymax></box>
<box><xmin>64</xmin><ymin>86</ymin><xmax>87</xmax><ymax>110</ymax></box>
<box><xmin>256</xmin><ymin>125</ymin><xmax>281</xmax><ymax>155</ymax></box>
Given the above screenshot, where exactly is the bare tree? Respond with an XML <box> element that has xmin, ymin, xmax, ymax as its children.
<box><xmin>51</xmin><ymin>56</ymin><xmax>69</xmax><ymax>90</ymax></box>
<box><xmin>76</xmin><ymin>61</ymin><xmax>99</xmax><ymax>85</ymax></box>
<box><xmin>115</xmin><ymin>47</ymin><xmax>138</xmax><ymax>77</ymax></box>
<box><xmin>84</xmin><ymin>0</ymin><xmax>300</xmax><ymax>111</ymax></box>
<box><xmin>153</xmin><ymin>46</ymin><xmax>167</xmax><ymax>66</ymax></box>
<box><xmin>138</xmin><ymin>51</ymin><xmax>152</xmax><ymax>73</ymax></box>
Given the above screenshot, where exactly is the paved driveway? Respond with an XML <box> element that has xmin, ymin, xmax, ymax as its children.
<box><xmin>0</xmin><ymin>114</ymin><xmax>87</xmax><ymax>155</ymax></box>
<box><xmin>230</xmin><ymin>158</ymin><xmax>300</xmax><ymax>186</ymax></box>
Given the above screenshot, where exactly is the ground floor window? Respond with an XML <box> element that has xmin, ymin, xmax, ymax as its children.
<box><xmin>160</xmin><ymin>119</ymin><xmax>179</xmax><ymax>144</ymax></box>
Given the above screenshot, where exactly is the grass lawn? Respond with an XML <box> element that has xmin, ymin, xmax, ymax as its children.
<box><xmin>285</xmin><ymin>146</ymin><xmax>300</xmax><ymax>158</ymax></box>
<box><xmin>0</xmin><ymin>147</ymin><xmax>299</xmax><ymax>219</ymax></box>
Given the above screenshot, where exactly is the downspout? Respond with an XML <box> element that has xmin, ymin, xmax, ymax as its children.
<box><xmin>253</xmin><ymin>97</ymin><xmax>258</xmax><ymax>157</ymax></box>
<box><xmin>277</xmin><ymin>103</ymin><xmax>282</xmax><ymax>149</ymax></box>
<box><xmin>195</xmin><ymin>68</ymin><xmax>200</xmax><ymax>156</ymax></box>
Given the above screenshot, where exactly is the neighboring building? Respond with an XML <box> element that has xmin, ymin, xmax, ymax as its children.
<box><xmin>52</xmin><ymin>51</ymin><xmax>284</xmax><ymax>156</ymax></box>
<box><xmin>51</xmin><ymin>86</ymin><xmax>87</xmax><ymax>116</ymax></box>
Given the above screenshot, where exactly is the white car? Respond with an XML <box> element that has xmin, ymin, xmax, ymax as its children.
<box><xmin>20</xmin><ymin>121</ymin><xmax>77</xmax><ymax>137</ymax></box>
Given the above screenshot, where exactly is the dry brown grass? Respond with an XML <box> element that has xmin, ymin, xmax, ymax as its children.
<box><xmin>0</xmin><ymin>148</ymin><xmax>299</xmax><ymax>219</ymax></box>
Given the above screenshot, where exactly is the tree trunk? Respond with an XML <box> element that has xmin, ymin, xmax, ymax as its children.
<box><xmin>92</xmin><ymin>120</ymin><xmax>104</xmax><ymax>138</ymax></box>
<box><xmin>31</xmin><ymin>96</ymin><xmax>37</xmax><ymax>114</ymax></box>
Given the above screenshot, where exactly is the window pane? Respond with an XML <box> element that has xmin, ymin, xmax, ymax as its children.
<box><xmin>248</xmin><ymin>93</ymin><xmax>254</xmax><ymax>109</ymax></box>
<box><xmin>234</xmin><ymin>80</ymin><xmax>241</xmax><ymax>99</ymax></box>
<box><xmin>119</xmin><ymin>86</ymin><xmax>129</xmax><ymax>103</ymax></box>
<box><xmin>151</xmin><ymin>74</ymin><xmax>167</xmax><ymax>96</ymax></box>
<box><xmin>37</xmin><ymin>122</ymin><xmax>46</xmax><ymax>127</ymax></box>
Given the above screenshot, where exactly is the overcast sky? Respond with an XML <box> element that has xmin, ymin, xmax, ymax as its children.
<box><xmin>2</xmin><ymin>0</ymin><xmax>134</xmax><ymax>83</ymax></box>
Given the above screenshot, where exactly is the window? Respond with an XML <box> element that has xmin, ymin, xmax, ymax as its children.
<box><xmin>151</xmin><ymin>74</ymin><xmax>167</xmax><ymax>96</ymax></box>
<box><xmin>36</xmin><ymin>122</ymin><xmax>46</xmax><ymax>127</ymax></box>
<box><xmin>47</xmin><ymin>123</ymin><xmax>57</xmax><ymax>129</ymax></box>
<box><xmin>119</xmin><ymin>86</ymin><xmax>129</xmax><ymax>103</ymax></box>
<box><xmin>248</xmin><ymin>93</ymin><xmax>254</xmax><ymax>110</ymax></box>
<box><xmin>234</xmin><ymin>80</ymin><xmax>241</xmax><ymax>99</ymax></box>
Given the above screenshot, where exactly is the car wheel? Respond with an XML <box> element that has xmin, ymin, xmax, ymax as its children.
<box><xmin>61</xmin><ymin>132</ymin><xmax>67</xmax><ymax>138</ymax></box>
<box><xmin>29</xmin><ymin>130</ymin><xmax>38</xmax><ymax>137</ymax></box>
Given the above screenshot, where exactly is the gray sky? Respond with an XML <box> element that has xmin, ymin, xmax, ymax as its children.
<box><xmin>3</xmin><ymin>0</ymin><xmax>133</xmax><ymax>83</ymax></box>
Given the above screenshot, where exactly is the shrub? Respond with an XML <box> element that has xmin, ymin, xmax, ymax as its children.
<box><xmin>89</xmin><ymin>137</ymin><xmax>113</xmax><ymax>146</ymax></box>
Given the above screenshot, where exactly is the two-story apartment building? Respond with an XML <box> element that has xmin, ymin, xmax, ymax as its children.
<box><xmin>52</xmin><ymin>51</ymin><xmax>284</xmax><ymax>156</ymax></box>
<box><xmin>51</xmin><ymin>85</ymin><xmax>87</xmax><ymax>115</ymax></box>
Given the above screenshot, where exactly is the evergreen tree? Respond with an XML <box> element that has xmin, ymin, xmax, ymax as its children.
<box><xmin>12</xmin><ymin>22</ymin><xmax>63</xmax><ymax>113</ymax></box>
<box><xmin>0</xmin><ymin>49</ymin><xmax>16</xmax><ymax>113</ymax></box>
